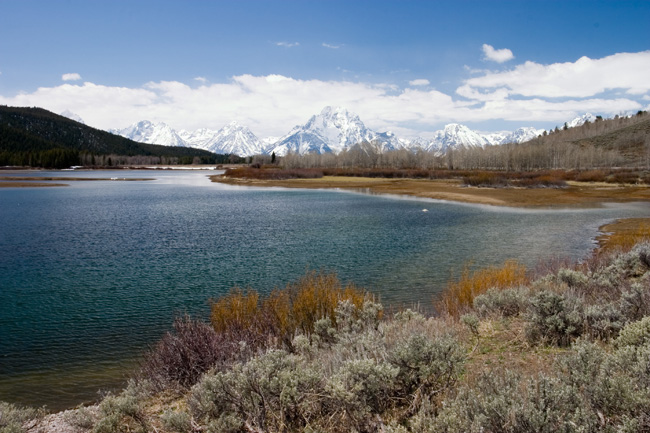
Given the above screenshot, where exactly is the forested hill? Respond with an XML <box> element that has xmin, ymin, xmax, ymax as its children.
<box><xmin>0</xmin><ymin>106</ymin><xmax>227</xmax><ymax>168</ymax></box>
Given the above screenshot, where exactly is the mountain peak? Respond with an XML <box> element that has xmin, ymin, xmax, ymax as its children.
<box><xmin>271</xmin><ymin>106</ymin><xmax>389</xmax><ymax>155</ymax></box>
<box><xmin>567</xmin><ymin>113</ymin><xmax>597</xmax><ymax>128</ymax></box>
<box><xmin>60</xmin><ymin>110</ymin><xmax>85</xmax><ymax>124</ymax></box>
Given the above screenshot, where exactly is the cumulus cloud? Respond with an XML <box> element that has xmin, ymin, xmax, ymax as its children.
<box><xmin>409</xmin><ymin>79</ymin><xmax>430</xmax><ymax>86</ymax></box>
<box><xmin>275</xmin><ymin>41</ymin><xmax>299</xmax><ymax>48</ymax></box>
<box><xmin>464</xmin><ymin>51</ymin><xmax>650</xmax><ymax>98</ymax></box>
<box><xmin>194</xmin><ymin>76</ymin><xmax>208</xmax><ymax>83</ymax></box>
<box><xmin>2</xmin><ymin>52</ymin><xmax>647</xmax><ymax>138</ymax></box>
<box><xmin>482</xmin><ymin>44</ymin><xmax>514</xmax><ymax>63</ymax></box>
<box><xmin>62</xmin><ymin>73</ymin><xmax>82</xmax><ymax>81</ymax></box>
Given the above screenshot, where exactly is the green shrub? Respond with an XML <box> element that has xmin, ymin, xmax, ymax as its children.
<box><xmin>418</xmin><ymin>370</ymin><xmax>587</xmax><ymax>433</ymax></box>
<box><xmin>0</xmin><ymin>402</ymin><xmax>43</xmax><ymax>433</ymax></box>
<box><xmin>557</xmin><ymin>268</ymin><xmax>589</xmax><ymax>288</ymax></box>
<box><xmin>326</xmin><ymin>359</ymin><xmax>399</xmax><ymax>430</ymax></box>
<box><xmin>615</xmin><ymin>316</ymin><xmax>650</xmax><ymax>348</ymax></box>
<box><xmin>63</xmin><ymin>406</ymin><xmax>97</xmax><ymax>430</ymax></box>
<box><xmin>389</xmin><ymin>335</ymin><xmax>465</xmax><ymax>398</ymax></box>
<box><xmin>93</xmin><ymin>380</ymin><xmax>151</xmax><ymax>433</ymax></box>
<box><xmin>160</xmin><ymin>409</ymin><xmax>192</xmax><ymax>433</ymax></box>
<box><xmin>189</xmin><ymin>350</ymin><xmax>323</xmax><ymax>433</ymax></box>
<box><xmin>558</xmin><ymin>340</ymin><xmax>648</xmax><ymax>422</ymax></box>
<box><xmin>583</xmin><ymin>303</ymin><xmax>625</xmax><ymax>340</ymax></box>
<box><xmin>473</xmin><ymin>286</ymin><xmax>530</xmax><ymax>317</ymax></box>
<box><xmin>620</xmin><ymin>282</ymin><xmax>650</xmax><ymax>321</ymax></box>
<box><xmin>525</xmin><ymin>290</ymin><xmax>584</xmax><ymax>346</ymax></box>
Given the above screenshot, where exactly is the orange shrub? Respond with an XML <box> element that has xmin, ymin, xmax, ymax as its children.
<box><xmin>437</xmin><ymin>260</ymin><xmax>528</xmax><ymax>317</ymax></box>
<box><xmin>210</xmin><ymin>288</ymin><xmax>259</xmax><ymax>334</ymax></box>
<box><xmin>209</xmin><ymin>271</ymin><xmax>369</xmax><ymax>346</ymax></box>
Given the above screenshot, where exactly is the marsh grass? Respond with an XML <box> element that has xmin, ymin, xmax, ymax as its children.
<box><xmin>437</xmin><ymin>260</ymin><xmax>528</xmax><ymax>317</ymax></box>
<box><xmin>210</xmin><ymin>270</ymin><xmax>369</xmax><ymax>348</ymax></box>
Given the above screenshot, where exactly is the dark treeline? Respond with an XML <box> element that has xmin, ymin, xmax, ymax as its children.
<box><xmin>0</xmin><ymin>105</ymin><xmax>241</xmax><ymax>168</ymax></box>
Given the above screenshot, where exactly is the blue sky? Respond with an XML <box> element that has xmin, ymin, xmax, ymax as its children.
<box><xmin>1</xmin><ymin>0</ymin><xmax>649</xmax><ymax>138</ymax></box>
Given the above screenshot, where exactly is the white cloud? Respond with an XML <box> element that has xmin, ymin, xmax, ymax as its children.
<box><xmin>194</xmin><ymin>76</ymin><xmax>208</xmax><ymax>83</ymax></box>
<box><xmin>482</xmin><ymin>44</ymin><xmax>514</xmax><ymax>63</ymax></box>
<box><xmin>62</xmin><ymin>73</ymin><xmax>82</xmax><ymax>81</ymax></box>
<box><xmin>275</xmin><ymin>41</ymin><xmax>299</xmax><ymax>48</ymax></box>
<box><xmin>464</xmin><ymin>51</ymin><xmax>650</xmax><ymax>98</ymax></box>
<box><xmin>322</xmin><ymin>43</ymin><xmax>341</xmax><ymax>49</ymax></box>
<box><xmin>1</xmin><ymin>52</ymin><xmax>647</xmax><ymax>138</ymax></box>
<box><xmin>409</xmin><ymin>79</ymin><xmax>430</xmax><ymax>86</ymax></box>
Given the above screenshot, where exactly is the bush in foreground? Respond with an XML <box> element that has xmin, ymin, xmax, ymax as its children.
<box><xmin>5</xmin><ymin>239</ymin><xmax>650</xmax><ymax>432</ymax></box>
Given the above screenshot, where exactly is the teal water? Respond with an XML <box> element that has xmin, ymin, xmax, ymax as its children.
<box><xmin>1</xmin><ymin>170</ymin><xmax>648</xmax><ymax>410</ymax></box>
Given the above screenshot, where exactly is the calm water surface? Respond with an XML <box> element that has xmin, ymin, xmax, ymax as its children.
<box><xmin>1</xmin><ymin>170</ymin><xmax>648</xmax><ymax>409</ymax></box>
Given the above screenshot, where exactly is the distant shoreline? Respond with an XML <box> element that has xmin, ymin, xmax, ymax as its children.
<box><xmin>210</xmin><ymin>174</ymin><xmax>650</xmax><ymax>209</ymax></box>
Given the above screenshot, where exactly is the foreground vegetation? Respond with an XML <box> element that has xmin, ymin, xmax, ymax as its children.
<box><xmin>3</xmin><ymin>224</ymin><xmax>650</xmax><ymax>433</ymax></box>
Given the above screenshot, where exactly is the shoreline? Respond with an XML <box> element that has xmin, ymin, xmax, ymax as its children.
<box><xmin>210</xmin><ymin>174</ymin><xmax>650</xmax><ymax>209</ymax></box>
<box><xmin>0</xmin><ymin>176</ymin><xmax>156</xmax><ymax>188</ymax></box>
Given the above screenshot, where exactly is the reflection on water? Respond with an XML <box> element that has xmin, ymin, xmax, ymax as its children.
<box><xmin>1</xmin><ymin>170</ymin><xmax>648</xmax><ymax>410</ymax></box>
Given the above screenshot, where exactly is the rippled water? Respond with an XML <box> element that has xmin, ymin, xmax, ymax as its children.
<box><xmin>1</xmin><ymin>170</ymin><xmax>648</xmax><ymax>410</ymax></box>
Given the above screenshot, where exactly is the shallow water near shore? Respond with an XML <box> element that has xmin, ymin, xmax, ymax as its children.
<box><xmin>1</xmin><ymin>170</ymin><xmax>649</xmax><ymax>410</ymax></box>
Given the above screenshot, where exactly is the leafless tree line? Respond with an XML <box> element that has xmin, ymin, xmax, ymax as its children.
<box><xmin>276</xmin><ymin>112</ymin><xmax>650</xmax><ymax>171</ymax></box>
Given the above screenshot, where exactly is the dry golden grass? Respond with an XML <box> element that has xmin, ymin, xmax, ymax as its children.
<box><xmin>598</xmin><ymin>218</ymin><xmax>650</xmax><ymax>252</ymax></box>
<box><xmin>437</xmin><ymin>260</ymin><xmax>528</xmax><ymax>317</ymax></box>
<box><xmin>211</xmin><ymin>174</ymin><xmax>650</xmax><ymax>208</ymax></box>
<box><xmin>210</xmin><ymin>288</ymin><xmax>260</xmax><ymax>334</ymax></box>
<box><xmin>210</xmin><ymin>270</ymin><xmax>368</xmax><ymax>343</ymax></box>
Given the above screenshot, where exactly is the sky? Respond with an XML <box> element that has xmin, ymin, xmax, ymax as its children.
<box><xmin>1</xmin><ymin>0</ymin><xmax>649</xmax><ymax>139</ymax></box>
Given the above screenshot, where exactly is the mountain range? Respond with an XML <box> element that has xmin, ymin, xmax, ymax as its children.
<box><xmin>74</xmin><ymin>107</ymin><xmax>598</xmax><ymax>157</ymax></box>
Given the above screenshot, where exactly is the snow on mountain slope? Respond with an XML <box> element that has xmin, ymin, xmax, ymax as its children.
<box><xmin>187</xmin><ymin>121</ymin><xmax>263</xmax><ymax>156</ymax></box>
<box><xmin>270</xmin><ymin>107</ymin><xmax>377</xmax><ymax>155</ymax></box>
<box><xmin>269</xmin><ymin>106</ymin><xmax>411</xmax><ymax>156</ymax></box>
<box><xmin>60</xmin><ymin>110</ymin><xmax>85</xmax><ymax>124</ymax></box>
<box><xmin>112</xmin><ymin>121</ymin><xmax>264</xmax><ymax>156</ymax></box>
<box><xmin>567</xmin><ymin>113</ymin><xmax>597</xmax><ymax>128</ymax></box>
<box><xmin>111</xmin><ymin>121</ymin><xmax>187</xmax><ymax>147</ymax></box>
<box><xmin>498</xmin><ymin>127</ymin><xmax>545</xmax><ymax>144</ymax></box>
<box><xmin>423</xmin><ymin>123</ymin><xmax>491</xmax><ymax>154</ymax></box>
<box><xmin>109</xmin><ymin>108</ymin><xmax>584</xmax><ymax>157</ymax></box>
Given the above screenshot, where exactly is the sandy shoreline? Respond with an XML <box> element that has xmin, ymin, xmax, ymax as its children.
<box><xmin>210</xmin><ymin>175</ymin><xmax>650</xmax><ymax>208</ymax></box>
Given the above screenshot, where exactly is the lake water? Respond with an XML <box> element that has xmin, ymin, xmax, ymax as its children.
<box><xmin>1</xmin><ymin>170</ymin><xmax>648</xmax><ymax>410</ymax></box>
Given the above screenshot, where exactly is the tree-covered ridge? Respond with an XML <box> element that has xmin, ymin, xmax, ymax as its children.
<box><xmin>0</xmin><ymin>106</ymin><xmax>235</xmax><ymax>168</ymax></box>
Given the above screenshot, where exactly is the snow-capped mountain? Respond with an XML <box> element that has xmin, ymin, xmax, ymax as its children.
<box><xmin>488</xmin><ymin>127</ymin><xmax>545</xmax><ymax>145</ymax></box>
<box><xmin>112</xmin><ymin>121</ymin><xmax>264</xmax><ymax>156</ymax></box>
<box><xmin>180</xmin><ymin>122</ymin><xmax>263</xmax><ymax>156</ymax></box>
<box><xmin>60</xmin><ymin>110</ymin><xmax>85</xmax><ymax>124</ymax></box>
<box><xmin>111</xmin><ymin>121</ymin><xmax>187</xmax><ymax>148</ymax></box>
<box><xmin>406</xmin><ymin>125</ymin><xmax>544</xmax><ymax>155</ymax></box>
<box><xmin>270</xmin><ymin>107</ymin><xmax>379</xmax><ymax>156</ymax></box>
<box><xmin>108</xmin><ymin>107</ymin><xmax>579</xmax><ymax>157</ymax></box>
<box><xmin>428</xmin><ymin>123</ymin><xmax>491</xmax><ymax>153</ymax></box>
<box><xmin>567</xmin><ymin>113</ymin><xmax>597</xmax><ymax>128</ymax></box>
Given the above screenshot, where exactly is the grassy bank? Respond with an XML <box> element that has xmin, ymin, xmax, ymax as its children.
<box><xmin>211</xmin><ymin>168</ymin><xmax>650</xmax><ymax>208</ymax></box>
<box><xmin>4</xmin><ymin>221</ymin><xmax>650</xmax><ymax>433</ymax></box>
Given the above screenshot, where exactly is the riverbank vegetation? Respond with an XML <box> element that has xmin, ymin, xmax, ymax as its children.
<box><xmin>222</xmin><ymin>165</ymin><xmax>650</xmax><ymax>188</ymax></box>
<box><xmin>4</xmin><ymin>222</ymin><xmax>650</xmax><ymax>433</ymax></box>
